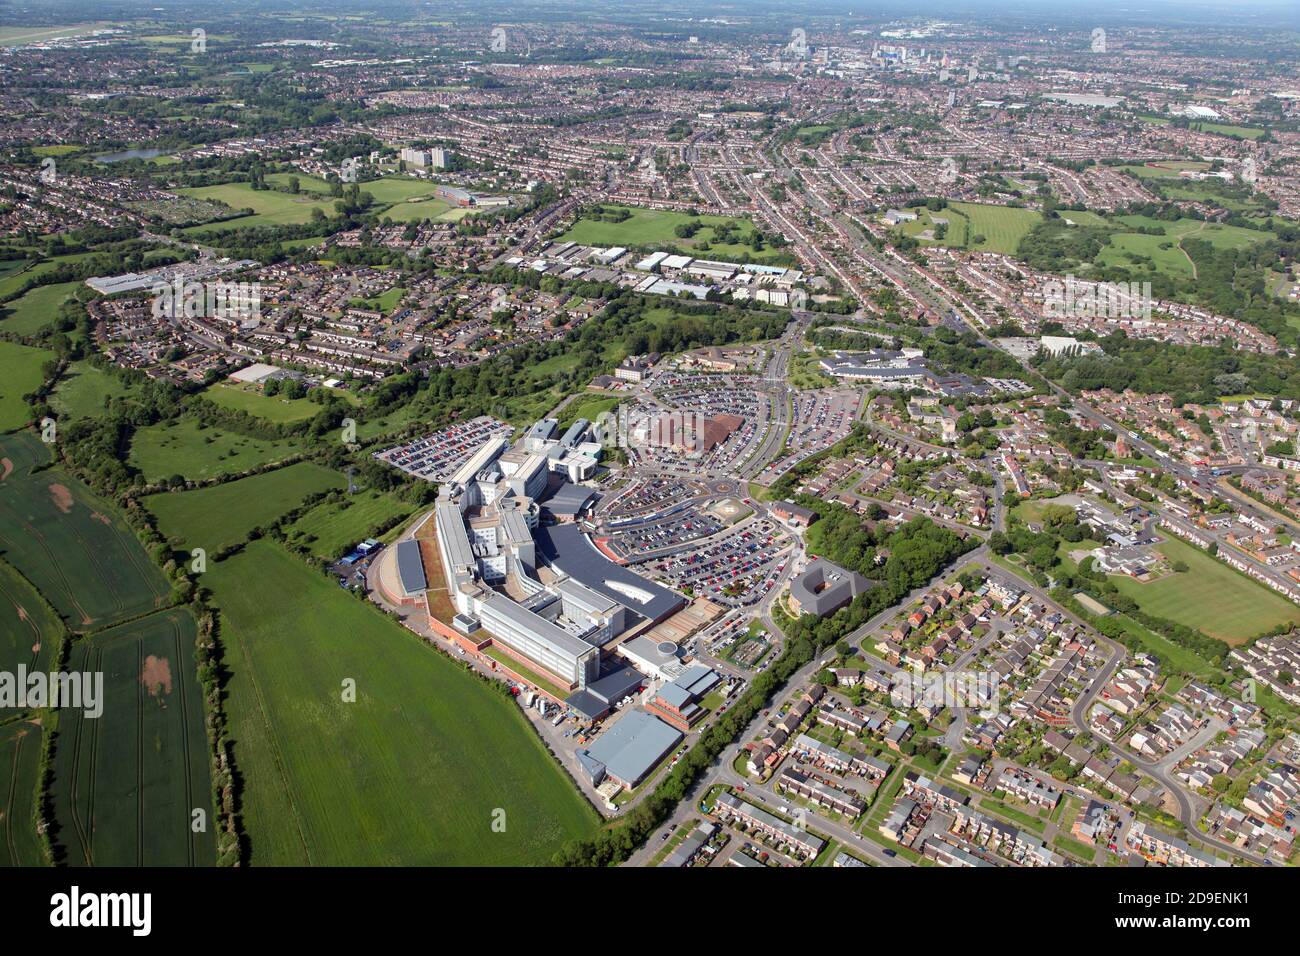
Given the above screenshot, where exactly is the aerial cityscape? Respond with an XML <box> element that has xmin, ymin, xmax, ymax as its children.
<box><xmin>0</xmin><ymin>0</ymin><xmax>1298</xmax><ymax>899</ymax></box>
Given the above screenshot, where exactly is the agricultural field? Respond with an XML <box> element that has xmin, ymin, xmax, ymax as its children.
<box><xmin>0</xmin><ymin>340</ymin><xmax>53</xmax><ymax>431</ymax></box>
<box><xmin>51</xmin><ymin>608</ymin><xmax>215</xmax><ymax>867</ymax></box>
<box><xmin>177</xmin><ymin>182</ymin><xmax>337</xmax><ymax>232</ymax></box>
<box><xmin>557</xmin><ymin>204</ymin><xmax>789</xmax><ymax>264</ymax></box>
<box><xmin>144</xmin><ymin>461</ymin><xmax>344</xmax><ymax>552</ymax></box>
<box><xmin>1108</xmin><ymin>536</ymin><xmax>1300</xmax><ymax>644</ymax></box>
<box><xmin>50</xmin><ymin>360</ymin><xmax>136</xmax><ymax>422</ymax></box>
<box><xmin>205</xmin><ymin>540</ymin><xmax>599</xmax><ymax>865</ymax></box>
<box><xmin>202</xmin><ymin>381</ymin><xmax>324</xmax><ymax>423</ymax></box>
<box><xmin>0</xmin><ymin>721</ymin><xmax>45</xmax><ymax>867</ymax></box>
<box><xmin>0</xmin><ymin>280</ymin><xmax>79</xmax><ymax>336</ymax></box>
<box><xmin>0</xmin><ymin>559</ymin><xmax>61</xmax><ymax>716</ymax></box>
<box><xmin>285</xmin><ymin>490</ymin><xmax>414</xmax><ymax>560</ymax></box>
<box><xmin>129</xmin><ymin>417</ymin><xmax>304</xmax><ymax>483</ymax></box>
<box><xmin>0</xmin><ymin>432</ymin><xmax>169</xmax><ymax>629</ymax></box>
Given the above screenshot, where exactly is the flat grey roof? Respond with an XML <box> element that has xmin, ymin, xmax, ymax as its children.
<box><xmin>582</xmin><ymin>709</ymin><xmax>682</xmax><ymax>787</ymax></box>
<box><xmin>395</xmin><ymin>539</ymin><xmax>427</xmax><ymax>594</ymax></box>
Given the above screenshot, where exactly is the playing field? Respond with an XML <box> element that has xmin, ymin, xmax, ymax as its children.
<box><xmin>0</xmin><ymin>340</ymin><xmax>53</xmax><ymax>431</ymax></box>
<box><xmin>0</xmin><ymin>721</ymin><xmax>45</xmax><ymax>866</ymax></box>
<box><xmin>0</xmin><ymin>432</ymin><xmax>169</xmax><ymax>630</ymax></box>
<box><xmin>202</xmin><ymin>382</ymin><xmax>323</xmax><ymax>423</ymax></box>
<box><xmin>178</xmin><ymin>182</ymin><xmax>337</xmax><ymax>232</ymax></box>
<box><xmin>144</xmin><ymin>462</ymin><xmax>344</xmax><ymax>553</ymax></box>
<box><xmin>51</xmin><ymin>609</ymin><xmax>216</xmax><ymax>866</ymax></box>
<box><xmin>130</xmin><ymin>417</ymin><xmax>304</xmax><ymax>483</ymax></box>
<box><xmin>205</xmin><ymin>540</ymin><xmax>598</xmax><ymax>865</ymax></box>
<box><xmin>557</xmin><ymin>204</ymin><xmax>788</xmax><ymax>264</ymax></box>
<box><xmin>285</xmin><ymin>490</ymin><xmax>414</xmax><ymax>560</ymax></box>
<box><xmin>1108</xmin><ymin>536</ymin><xmax>1300</xmax><ymax>644</ymax></box>
<box><xmin>899</xmin><ymin>201</ymin><xmax>1040</xmax><ymax>256</ymax></box>
<box><xmin>0</xmin><ymin>559</ymin><xmax>61</xmax><ymax>716</ymax></box>
<box><xmin>0</xmin><ymin>281</ymin><xmax>79</xmax><ymax>336</ymax></box>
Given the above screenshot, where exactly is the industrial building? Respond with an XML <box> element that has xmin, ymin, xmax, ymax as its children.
<box><xmin>577</xmin><ymin>708</ymin><xmax>683</xmax><ymax>789</ymax></box>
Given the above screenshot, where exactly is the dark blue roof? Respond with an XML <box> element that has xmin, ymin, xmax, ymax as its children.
<box><xmin>534</xmin><ymin>523</ymin><xmax>684</xmax><ymax>624</ymax></box>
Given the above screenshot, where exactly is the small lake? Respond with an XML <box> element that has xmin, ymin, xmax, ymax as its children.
<box><xmin>95</xmin><ymin>148</ymin><xmax>169</xmax><ymax>163</ymax></box>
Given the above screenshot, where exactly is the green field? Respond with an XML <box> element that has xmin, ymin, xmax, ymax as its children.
<box><xmin>203</xmin><ymin>382</ymin><xmax>323</xmax><ymax>423</ymax></box>
<box><xmin>0</xmin><ymin>281</ymin><xmax>80</xmax><ymax>336</ymax></box>
<box><xmin>145</xmin><ymin>462</ymin><xmax>344</xmax><ymax>552</ymax></box>
<box><xmin>52</xmin><ymin>609</ymin><xmax>215</xmax><ymax>866</ymax></box>
<box><xmin>285</xmin><ymin>490</ymin><xmax>413</xmax><ymax>560</ymax></box>
<box><xmin>178</xmin><ymin>182</ymin><xmax>337</xmax><ymax>232</ymax></box>
<box><xmin>50</xmin><ymin>361</ymin><xmax>135</xmax><ymax>422</ymax></box>
<box><xmin>0</xmin><ymin>721</ymin><xmax>45</xmax><ymax>866</ymax></box>
<box><xmin>0</xmin><ymin>432</ymin><xmax>169</xmax><ymax>629</ymax></box>
<box><xmin>897</xmin><ymin>201</ymin><xmax>1041</xmax><ymax>256</ymax></box>
<box><xmin>557</xmin><ymin>204</ymin><xmax>789</xmax><ymax>264</ymax></box>
<box><xmin>1109</xmin><ymin>536</ymin><xmax>1300</xmax><ymax>644</ymax></box>
<box><xmin>0</xmin><ymin>340</ymin><xmax>53</xmax><ymax>431</ymax></box>
<box><xmin>130</xmin><ymin>417</ymin><xmax>304</xmax><ymax>483</ymax></box>
<box><xmin>206</xmin><ymin>540</ymin><xmax>598</xmax><ymax>865</ymax></box>
<box><xmin>0</xmin><ymin>559</ymin><xmax>61</xmax><ymax>716</ymax></box>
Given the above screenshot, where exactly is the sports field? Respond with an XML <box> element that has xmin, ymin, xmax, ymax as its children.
<box><xmin>130</xmin><ymin>417</ymin><xmax>304</xmax><ymax>483</ymax></box>
<box><xmin>0</xmin><ymin>281</ymin><xmax>79</xmax><ymax>336</ymax></box>
<box><xmin>145</xmin><ymin>462</ymin><xmax>344</xmax><ymax>552</ymax></box>
<box><xmin>0</xmin><ymin>340</ymin><xmax>53</xmax><ymax>431</ymax></box>
<box><xmin>898</xmin><ymin>201</ymin><xmax>1040</xmax><ymax>256</ymax></box>
<box><xmin>52</xmin><ymin>609</ymin><xmax>216</xmax><ymax>866</ymax></box>
<box><xmin>557</xmin><ymin>204</ymin><xmax>789</xmax><ymax>264</ymax></box>
<box><xmin>0</xmin><ymin>721</ymin><xmax>45</xmax><ymax>866</ymax></box>
<box><xmin>1108</xmin><ymin>536</ymin><xmax>1300</xmax><ymax>644</ymax></box>
<box><xmin>203</xmin><ymin>382</ymin><xmax>323</xmax><ymax>423</ymax></box>
<box><xmin>178</xmin><ymin>182</ymin><xmax>337</xmax><ymax>232</ymax></box>
<box><xmin>285</xmin><ymin>490</ymin><xmax>414</xmax><ymax>560</ymax></box>
<box><xmin>0</xmin><ymin>433</ymin><xmax>169</xmax><ymax>629</ymax></box>
<box><xmin>206</xmin><ymin>540</ymin><xmax>599</xmax><ymax>865</ymax></box>
<box><xmin>0</xmin><ymin>559</ymin><xmax>61</xmax><ymax>716</ymax></box>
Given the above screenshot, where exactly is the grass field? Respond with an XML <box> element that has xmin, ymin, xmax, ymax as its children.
<box><xmin>145</xmin><ymin>462</ymin><xmax>344</xmax><ymax>552</ymax></box>
<box><xmin>202</xmin><ymin>382</ymin><xmax>323</xmax><ymax>423</ymax></box>
<box><xmin>0</xmin><ymin>432</ymin><xmax>169</xmax><ymax>629</ymax></box>
<box><xmin>285</xmin><ymin>490</ymin><xmax>414</xmax><ymax>560</ymax></box>
<box><xmin>51</xmin><ymin>608</ymin><xmax>215</xmax><ymax>866</ymax></box>
<box><xmin>0</xmin><ymin>721</ymin><xmax>45</xmax><ymax>866</ymax></box>
<box><xmin>130</xmin><ymin>417</ymin><xmax>304</xmax><ymax>483</ymax></box>
<box><xmin>206</xmin><ymin>540</ymin><xmax>598</xmax><ymax>865</ymax></box>
<box><xmin>50</xmin><ymin>361</ymin><xmax>135</xmax><ymax>422</ymax></box>
<box><xmin>178</xmin><ymin>182</ymin><xmax>337</xmax><ymax>232</ymax></box>
<box><xmin>0</xmin><ymin>281</ymin><xmax>79</xmax><ymax>336</ymax></box>
<box><xmin>557</xmin><ymin>204</ymin><xmax>789</xmax><ymax>264</ymax></box>
<box><xmin>0</xmin><ymin>340</ymin><xmax>53</xmax><ymax>431</ymax></box>
<box><xmin>897</xmin><ymin>201</ymin><xmax>1040</xmax><ymax>256</ymax></box>
<box><xmin>0</xmin><ymin>559</ymin><xmax>61</xmax><ymax>717</ymax></box>
<box><xmin>1108</xmin><ymin>536</ymin><xmax>1300</xmax><ymax>644</ymax></box>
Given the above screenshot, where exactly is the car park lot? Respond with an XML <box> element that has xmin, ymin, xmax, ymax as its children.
<box><xmin>756</xmin><ymin>389</ymin><xmax>858</xmax><ymax>485</ymax></box>
<box><xmin>373</xmin><ymin>415</ymin><xmax>513</xmax><ymax>481</ymax></box>
<box><xmin>646</xmin><ymin>519</ymin><xmax>792</xmax><ymax>607</ymax></box>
